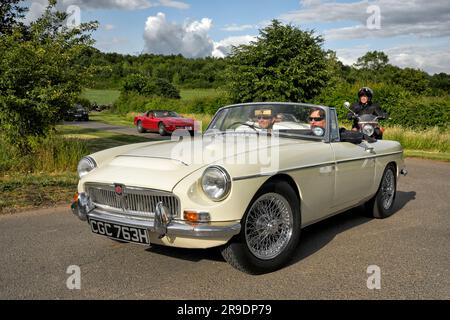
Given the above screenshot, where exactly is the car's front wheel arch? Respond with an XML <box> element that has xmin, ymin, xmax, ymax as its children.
<box><xmin>220</xmin><ymin>178</ymin><xmax>302</xmax><ymax>274</ymax></box>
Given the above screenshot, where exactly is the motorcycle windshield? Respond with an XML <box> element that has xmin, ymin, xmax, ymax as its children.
<box><xmin>359</xmin><ymin>114</ymin><xmax>378</xmax><ymax>122</ymax></box>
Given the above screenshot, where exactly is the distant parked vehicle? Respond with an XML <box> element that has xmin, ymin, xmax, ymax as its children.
<box><xmin>65</xmin><ymin>104</ymin><xmax>89</xmax><ymax>121</ymax></box>
<box><xmin>134</xmin><ymin>110</ymin><xmax>195</xmax><ymax>136</ymax></box>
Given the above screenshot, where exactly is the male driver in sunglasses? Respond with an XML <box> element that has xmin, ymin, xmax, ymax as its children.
<box><xmin>308</xmin><ymin>108</ymin><xmax>326</xmax><ymax>136</ymax></box>
<box><xmin>255</xmin><ymin>108</ymin><xmax>276</xmax><ymax>130</ymax></box>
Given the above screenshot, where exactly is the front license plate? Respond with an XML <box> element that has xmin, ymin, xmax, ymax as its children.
<box><xmin>88</xmin><ymin>218</ymin><xmax>150</xmax><ymax>245</ymax></box>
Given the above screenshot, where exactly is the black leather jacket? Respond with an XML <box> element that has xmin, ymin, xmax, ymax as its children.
<box><xmin>347</xmin><ymin>102</ymin><xmax>388</xmax><ymax>129</ymax></box>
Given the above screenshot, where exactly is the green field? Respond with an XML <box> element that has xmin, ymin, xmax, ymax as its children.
<box><xmin>82</xmin><ymin>88</ymin><xmax>225</xmax><ymax>105</ymax></box>
<box><xmin>179</xmin><ymin>88</ymin><xmax>227</xmax><ymax>100</ymax></box>
<box><xmin>81</xmin><ymin>88</ymin><xmax>120</xmax><ymax>105</ymax></box>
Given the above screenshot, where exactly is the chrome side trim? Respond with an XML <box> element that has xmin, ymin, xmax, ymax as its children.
<box><xmin>232</xmin><ymin>151</ymin><xmax>403</xmax><ymax>181</ymax></box>
<box><xmin>87</xmin><ymin>210</ymin><xmax>241</xmax><ymax>239</ymax></box>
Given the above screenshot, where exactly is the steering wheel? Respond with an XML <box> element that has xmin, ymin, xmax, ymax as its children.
<box><xmin>228</xmin><ymin>121</ymin><xmax>259</xmax><ymax>132</ymax></box>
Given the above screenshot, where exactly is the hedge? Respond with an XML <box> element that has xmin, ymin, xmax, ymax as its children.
<box><xmin>114</xmin><ymin>85</ymin><xmax>449</xmax><ymax>129</ymax></box>
<box><xmin>113</xmin><ymin>92</ymin><xmax>232</xmax><ymax>116</ymax></box>
<box><xmin>313</xmin><ymin>82</ymin><xmax>450</xmax><ymax>129</ymax></box>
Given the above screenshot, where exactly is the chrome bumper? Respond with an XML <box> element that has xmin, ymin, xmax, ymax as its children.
<box><xmin>71</xmin><ymin>198</ymin><xmax>241</xmax><ymax>240</ymax></box>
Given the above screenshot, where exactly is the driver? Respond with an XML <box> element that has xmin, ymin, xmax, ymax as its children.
<box><xmin>309</xmin><ymin>108</ymin><xmax>326</xmax><ymax>136</ymax></box>
<box><xmin>255</xmin><ymin>108</ymin><xmax>276</xmax><ymax>130</ymax></box>
<box><xmin>347</xmin><ymin>87</ymin><xmax>388</xmax><ymax>137</ymax></box>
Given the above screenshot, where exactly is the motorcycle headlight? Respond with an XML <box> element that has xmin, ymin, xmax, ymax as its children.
<box><xmin>362</xmin><ymin>124</ymin><xmax>374</xmax><ymax>137</ymax></box>
<box><xmin>201</xmin><ymin>166</ymin><xmax>231</xmax><ymax>201</ymax></box>
<box><xmin>77</xmin><ymin>156</ymin><xmax>97</xmax><ymax>178</ymax></box>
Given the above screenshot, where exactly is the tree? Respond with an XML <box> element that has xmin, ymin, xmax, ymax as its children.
<box><xmin>0</xmin><ymin>0</ymin><xmax>98</xmax><ymax>153</ymax></box>
<box><xmin>226</xmin><ymin>20</ymin><xmax>330</xmax><ymax>103</ymax></box>
<box><xmin>121</xmin><ymin>73</ymin><xmax>180</xmax><ymax>99</ymax></box>
<box><xmin>354</xmin><ymin>51</ymin><xmax>389</xmax><ymax>71</ymax></box>
<box><xmin>430</xmin><ymin>73</ymin><xmax>450</xmax><ymax>94</ymax></box>
<box><xmin>391</xmin><ymin>68</ymin><xmax>431</xmax><ymax>95</ymax></box>
<box><xmin>0</xmin><ymin>0</ymin><xmax>27</xmax><ymax>35</ymax></box>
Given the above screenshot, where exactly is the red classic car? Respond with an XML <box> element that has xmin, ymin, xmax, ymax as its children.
<box><xmin>134</xmin><ymin>110</ymin><xmax>195</xmax><ymax>136</ymax></box>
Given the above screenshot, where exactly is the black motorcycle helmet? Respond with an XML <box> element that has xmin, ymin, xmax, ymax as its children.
<box><xmin>358</xmin><ymin>87</ymin><xmax>373</xmax><ymax>102</ymax></box>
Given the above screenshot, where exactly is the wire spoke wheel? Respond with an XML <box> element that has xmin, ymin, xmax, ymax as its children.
<box><xmin>244</xmin><ymin>193</ymin><xmax>293</xmax><ymax>260</ymax></box>
<box><xmin>381</xmin><ymin>169</ymin><xmax>395</xmax><ymax>210</ymax></box>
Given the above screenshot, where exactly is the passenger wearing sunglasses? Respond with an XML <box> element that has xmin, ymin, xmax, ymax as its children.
<box><xmin>255</xmin><ymin>109</ymin><xmax>276</xmax><ymax>130</ymax></box>
<box><xmin>309</xmin><ymin>108</ymin><xmax>326</xmax><ymax>136</ymax></box>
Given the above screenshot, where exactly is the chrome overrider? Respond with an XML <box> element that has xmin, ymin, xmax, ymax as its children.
<box><xmin>71</xmin><ymin>193</ymin><xmax>241</xmax><ymax>240</ymax></box>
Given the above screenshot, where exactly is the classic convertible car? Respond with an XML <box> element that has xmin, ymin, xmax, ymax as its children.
<box><xmin>72</xmin><ymin>103</ymin><xmax>407</xmax><ymax>274</ymax></box>
<box><xmin>133</xmin><ymin>110</ymin><xmax>195</xmax><ymax>136</ymax></box>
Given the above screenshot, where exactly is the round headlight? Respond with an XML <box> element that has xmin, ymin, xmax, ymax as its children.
<box><xmin>201</xmin><ymin>166</ymin><xmax>231</xmax><ymax>201</ymax></box>
<box><xmin>362</xmin><ymin>124</ymin><xmax>374</xmax><ymax>137</ymax></box>
<box><xmin>77</xmin><ymin>156</ymin><xmax>97</xmax><ymax>178</ymax></box>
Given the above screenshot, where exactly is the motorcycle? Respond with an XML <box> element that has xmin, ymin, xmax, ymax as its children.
<box><xmin>344</xmin><ymin>102</ymin><xmax>385</xmax><ymax>139</ymax></box>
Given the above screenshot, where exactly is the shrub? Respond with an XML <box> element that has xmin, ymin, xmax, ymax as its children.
<box><xmin>0</xmin><ymin>134</ymin><xmax>89</xmax><ymax>175</ymax></box>
<box><xmin>122</xmin><ymin>74</ymin><xmax>181</xmax><ymax>99</ymax></box>
<box><xmin>313</xmin><ymin>82</ymin><xmax>449</xmax><ymax>129</ymax></box>
<box><xmin>112</xmin><ymin>91</ymin><xmax>231</xmax><ymax>115</ymax></box>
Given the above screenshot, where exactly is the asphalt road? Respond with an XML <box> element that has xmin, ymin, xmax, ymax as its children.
<box><xmin>1</xmin><ymin>158</ymin><xmax>449</xmax><ymax>299</ymax></box>
<box><xmin>63</xmin><ymin>119</ymin><xmax>170</xmax><ymax>140</ymax></box>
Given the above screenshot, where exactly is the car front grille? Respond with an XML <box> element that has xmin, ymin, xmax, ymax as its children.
<box><xmin>85</xmin><ymin>183</ymin><xmax>180</xmax><ymax>219</ymax></box>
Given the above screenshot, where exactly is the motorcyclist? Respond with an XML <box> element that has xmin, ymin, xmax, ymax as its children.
<box><xmin>347</xmin><ymin>87</ymin><xmax>388</xmax><ymax>138</ymax></box>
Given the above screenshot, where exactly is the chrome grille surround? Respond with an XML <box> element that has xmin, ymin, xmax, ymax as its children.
<box><xmin>85</xmin><ymin>183</ymin><xmax>180</xmax><ymax>220</ymax></box>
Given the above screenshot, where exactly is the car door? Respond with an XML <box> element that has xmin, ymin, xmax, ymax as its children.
<box><xmin>328</xmin><ymin>108</ymin><xmax>376</xmax><ymax>212</ymax></box>
<box><xmin>331</xmin><ymin>142</ymin><xmax>376</xmax><ymax>211</ymax></box>
<box><xmin>144</xmin><ymin>111</ymin><xmax>156</xmax><ymax>131</ymax></box>
<box><xmin>286</xmin><ymin>142</ymin><xmax>336</xmax><ymax>226</ymax></box>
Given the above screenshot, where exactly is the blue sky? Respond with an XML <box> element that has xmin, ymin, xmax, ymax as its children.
<box><xmin>25</xmin><ymin>0</ymin><xmax>450</xmax><ymax>74</ymax></box>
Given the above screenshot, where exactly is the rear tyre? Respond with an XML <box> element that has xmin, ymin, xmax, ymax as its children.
<box><xmin>220</xmin><ymin>181</ymin><xmax>301</xmax><ymax>274</ymax></box>
<box><xmin>365</xmin><ymin>164</ymin><xmax>397</xmax><ymax>219</ymax></box>
<box><xmin>137</xmin><ymin>121</ymin><xmax>145</xmax><ymax>133</ymax></box>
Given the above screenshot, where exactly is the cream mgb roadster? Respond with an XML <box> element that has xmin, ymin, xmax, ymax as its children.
<box><xmin>72</xmin><ymin>103</ymin><xmax>407</xmax><ymax>274</ymax></box>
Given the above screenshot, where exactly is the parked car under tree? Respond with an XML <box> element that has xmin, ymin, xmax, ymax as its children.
<box><xmin>72</xmin><ymin>102</ymin><xmax>407</xmax><ymax>274</ymax></box>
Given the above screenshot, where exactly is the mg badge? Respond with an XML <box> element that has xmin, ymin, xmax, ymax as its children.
<box><xmin>114</xmin><ymin>184</ymin><xmax>127</xmax><ymax>211</ymax></box>
<box><xmin>115</xmin><ymin>184</ymin><xmax>124</xmax><ymax>196</ymax></box>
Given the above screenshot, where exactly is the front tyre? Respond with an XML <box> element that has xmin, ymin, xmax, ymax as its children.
<box><xmin>366</xmin><ymin>164</ymin><xmax>397</xmax><ymax>219</ymax></box>
<box><xmin>137</xmin><ymin>121</ymin><xmax>145</xmax><ymax>133</ymax></box>
<box><xmin>221</xmin><ymin>181</ymin><xmax>301</xmax><ymax>274</ymax></box>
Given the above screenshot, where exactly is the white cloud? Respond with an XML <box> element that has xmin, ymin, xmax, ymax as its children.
<box><xmin>386</xmin><ymin>45</ymin><xmax>450</xmax><ymax>74</ymax></box>
<box><xmin>24</xmin><ymin>1</ymin><xmax>47</xmax><ymax>24</ymax></box>
<box><xmin>281</xmin><ymin>0</ymin><xmax>450</xmax><ymax>39</ymax></box>
<box><xmin>103</xmin><ymin>24</ymin><xmax>115</xmax><ymax>31</ymax></box>
<box><xmin>26</xmin><ymin>0</ymin><xmax>190</xmax><ymax>13</ymax></box>
<box><xmin>143</xmin><ymin>12</ymin><xmax>214</xmax><ymax>58</ymax></box>
<box><xmin>221</xmin><ymin>24</ymin><xmax>255</xmax><ymax>32</ymax></box>
<box><xmin>212</xmin><ymin>35</ymin><xmax>257</xmax><ymax>58</ymax></box>
<box><xmin>334</xmin><ymin>45</ymin><xmax>370</xmax><ymax>67</ymax></box>
<box><xmin>335</xmin><ymin>44</ymin><xmax>450</xmax><ymax>74</ymax></box>
<box><xmin>158</xmin><ymin>0</ymin><xmax>190</xmax><ymax>10</ymax></box>
<box><xmin>95</xmin><ymin>36</ymin><xmax>130</xmax><ymax>53</ymax></box>
<box><xmin>61</xmin><ymin>0</ymin><xmax>154</xmax><ymax>10</ymax></box>
<box><xmin>300</xmin><ymin>0</ymin><xmax>322</xmax><ymax>7</ymax></box>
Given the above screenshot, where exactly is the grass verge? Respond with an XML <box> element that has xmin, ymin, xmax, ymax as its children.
<box><xmin>0</xmin><ymin>174</ymin><xmax>78</xmax><ymax>214</ymax></box>
<box><xmin>0</xmin><ymin>126</ymin><xmax>151</xmax><ymax>214</ymax></box>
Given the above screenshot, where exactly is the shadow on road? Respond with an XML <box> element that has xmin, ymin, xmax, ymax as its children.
<box><xmin>145</xmin><ymin>191</ymin><xmax>416</xmax><ymax>267</ymax></box>
<box><xmin>393</xmin><ymin>191</ymin><xmax>416</xmax><ymax>211</ymax></box>
<box><xmin>146</xmin><ymin>244</ymin><xmax>223</xmax><ymax>262</ymax></box>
